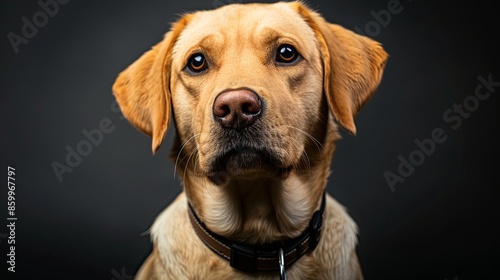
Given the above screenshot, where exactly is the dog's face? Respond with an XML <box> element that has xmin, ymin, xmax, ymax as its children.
<box><xmin>113</xmin><ymin>1</ymin><xmax>387</xmax><ymax>186</ymax></box>
<box><xmin>170</xmin><ymin>3</ymin><xmax>325</xmax><ymax>182</ymax></box>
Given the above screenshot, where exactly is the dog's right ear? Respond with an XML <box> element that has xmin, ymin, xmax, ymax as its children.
<box><xmin>112</xmin><ymin>15</ymin><xmax>191</xmax><ymax>154</ymax></box>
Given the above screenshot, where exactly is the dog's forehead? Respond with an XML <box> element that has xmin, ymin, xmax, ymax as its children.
<box><xmin>177</xmin><ymin>3</ymin><xmax>313</xmax><ymax>47</ymax></box>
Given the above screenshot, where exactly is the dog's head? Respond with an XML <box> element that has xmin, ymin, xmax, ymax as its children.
<box><xmin>113</xmin><ymin>2</ymin><xmax>387</xmax><ymax>185</ymax></box>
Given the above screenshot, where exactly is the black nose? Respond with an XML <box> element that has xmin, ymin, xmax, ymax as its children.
<box><xmin>213</xmin><ymin>89</ymin><xmax>262</xmax><ymax>130</ymax></box>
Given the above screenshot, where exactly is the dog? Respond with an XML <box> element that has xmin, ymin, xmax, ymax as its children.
<box><xmin>113</xmin><ymin>2</ymin><xmax>387</xmax><ymax>279</ymax></box>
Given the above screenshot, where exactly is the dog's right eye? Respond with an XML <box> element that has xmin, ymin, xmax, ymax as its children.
<box><xmin>276</xmin><ymin>44</ymin><xmax>301</xmax><ymax>65</ymax></box>
<box><xmin>186</xmin><ymin>53</ymin><xmax>208</xmax><ymax>73</ymax></box>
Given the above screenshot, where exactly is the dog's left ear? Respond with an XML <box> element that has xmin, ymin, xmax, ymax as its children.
<box><xmin>293</xmin><ymin>3</ymin><xmax>388</xmax><ymax>135</ymax></box>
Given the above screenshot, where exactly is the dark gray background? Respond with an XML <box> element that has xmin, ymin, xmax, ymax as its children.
<box><xmin>1</xmin><ymin>0</ymin><xmax>499</xmax><ymax>279</ymax></box>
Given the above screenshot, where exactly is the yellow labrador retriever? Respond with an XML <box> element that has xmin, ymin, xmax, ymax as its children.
<box><xmin>113</xmin><ymin>2</ymin><xmax>387</xmax><ymax>279</ymax></box>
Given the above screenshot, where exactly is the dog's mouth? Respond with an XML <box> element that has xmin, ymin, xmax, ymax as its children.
<box><xmin>207</xmin><ymin>146</ymin><xmax>291</xmax><ymax>185</ymax></box>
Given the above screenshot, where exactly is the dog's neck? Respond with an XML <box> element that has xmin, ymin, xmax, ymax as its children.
<box><xmin>185</xmin><ymin>173</ymin><xmax>325</xmax><ymax>244</ymax></box>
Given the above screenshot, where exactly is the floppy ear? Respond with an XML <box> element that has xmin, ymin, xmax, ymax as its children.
<box><xmin>112</xmin><ymin>16</ymin><xmax>191</xmax><ymax>153</ymax></box>
<box><xmin>294</xmin><ymin>3</ymin><xmax>388</xmax><ymax>135</ymax></box>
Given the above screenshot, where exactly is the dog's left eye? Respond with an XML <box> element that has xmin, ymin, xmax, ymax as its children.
<box><xmin>276</xmin><ymin>44</ymin><xmax>300</xmax><ymax>64</ymax></box>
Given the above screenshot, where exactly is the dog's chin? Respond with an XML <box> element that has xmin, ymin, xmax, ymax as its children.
<box><xmin>207</xmin><ymin>148</ymin><xmax>291</xmax><ymax>186</ymax></box>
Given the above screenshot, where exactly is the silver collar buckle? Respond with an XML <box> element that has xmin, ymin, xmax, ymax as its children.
<box><xmin>279</xmin><ymin>248</ymin><xmax>287</xmax><ymax>280</ymax></box>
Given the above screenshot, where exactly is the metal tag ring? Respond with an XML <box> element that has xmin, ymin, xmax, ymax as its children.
<box><xmin>279</xmin><ymin>248</ymin><xmax>287</xmax><ymax>280</ymax></box>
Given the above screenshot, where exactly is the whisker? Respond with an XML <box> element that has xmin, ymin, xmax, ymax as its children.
<box><xmin>174</xmin><ymin>133</ymin><xmax>201</xmax><ymax>179</ymax></box>
<box><xmin>284</xmin><ymin>125</ymin><xmax>323</xmax><ymax>152</ymax></box>
<box><xmin>182</xmin><ymin>146</ymin><xmax>199</xmax><ymax>184</ymax></box>
<box><xmin>289</xmin><ymin>136</ymin><xmax>314</xmax><ymax>181</ymax></box>
<box><xmin>287</xmin><ymin>136</ymin><xmax>311</xmax><ymax>172</ymax></box>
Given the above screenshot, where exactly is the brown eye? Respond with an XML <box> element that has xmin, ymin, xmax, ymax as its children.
<box><xmin>276</xmin><ymin>44</ymin><xmax>299</xmax><ymax>64</ymax></box>
<box><xmin>187</xmin><ymin>53</ymin><xmax>208</xmax><ymax>73</ymax></box>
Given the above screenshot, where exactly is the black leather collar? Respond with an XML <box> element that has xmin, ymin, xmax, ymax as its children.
<box><xmin>187</xmin><ymin>192</ymin><xmax>326</xmax><ymax>274</ymax></box>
